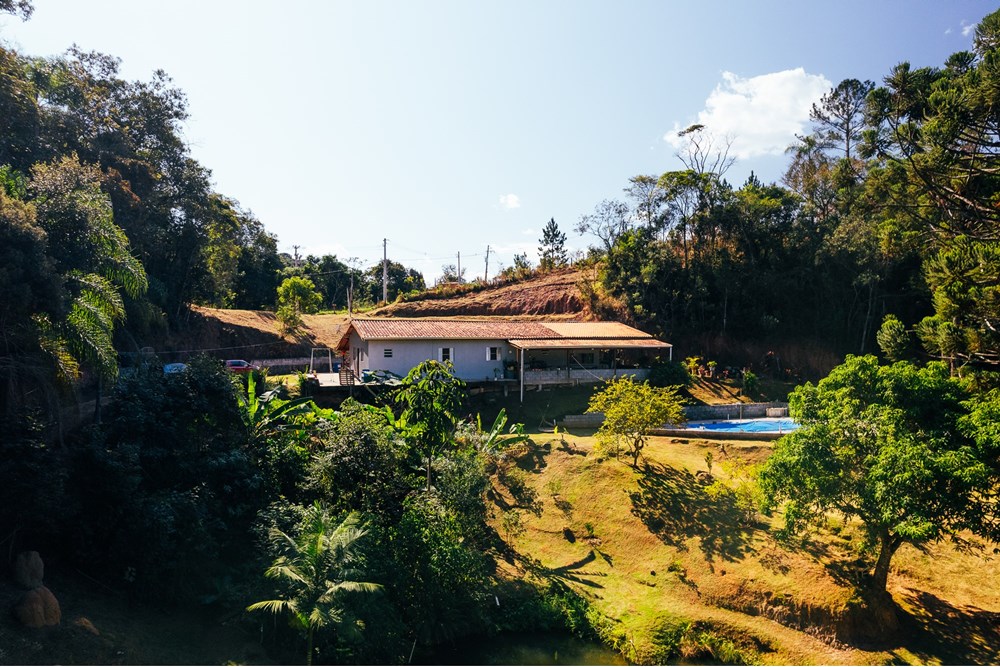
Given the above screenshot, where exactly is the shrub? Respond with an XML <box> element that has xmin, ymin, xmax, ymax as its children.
<box><xmin>648</xmin><ymin>357</ymin><xmax>691</xmax><ymax>387</ymax></box>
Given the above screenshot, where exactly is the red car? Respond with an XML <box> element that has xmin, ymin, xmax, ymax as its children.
<box><xmin>225</xmin><ymin>359</ymin><xmax>258</xmax><ymax>374</ymax></box>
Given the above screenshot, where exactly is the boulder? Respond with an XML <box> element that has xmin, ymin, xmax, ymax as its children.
<box><xmin>73</xmin><ymin>616</ymin><xmax>100</xmax><ymax>636</ymax></box>
<box><xmin>13</xmin><ymin>551</ymin><xmax>44</xmax><ymax>589</ymax></box>
<box><xmin>14</xmin><ymin>586</ymin><xmax>61</xmax><ymax>628</ymax></box>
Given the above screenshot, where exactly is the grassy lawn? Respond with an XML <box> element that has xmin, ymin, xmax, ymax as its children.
<box><xmin>490</xmin><ymin>423</ymin><xmax>1000</xmax><ymax>665</ymax></box>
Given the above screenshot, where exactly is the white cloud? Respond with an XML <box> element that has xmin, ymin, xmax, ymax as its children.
<box><xmin>498</xmin><ymin>193</ymin><xmax>521</xmax><ymax>209</ymax></box>
<box><xmin>664</xmin><ymin>68</ymin><xmax>832</xmax><ymax>160</ymax></box>
<box><xmin>962</xmin><ymin>20</ymin><xmax>974</xmax><ymax>37</ymax></box>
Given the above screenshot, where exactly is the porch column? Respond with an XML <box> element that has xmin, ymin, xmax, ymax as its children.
<box><xmin>519</xmin><ymin>347</ymin><xmax>525</xmax><ymax>402</ymax></box>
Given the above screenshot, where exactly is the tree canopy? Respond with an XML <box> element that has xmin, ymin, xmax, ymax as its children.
<box><xmin>759</xmin><ymin>356</ymin><xmax>1000</xmax><ymax>616</ymax></box>
<box><xmin>587</xmin><ymin>376</ymin><xmax>686</xmax><ymax>467</ymax></box>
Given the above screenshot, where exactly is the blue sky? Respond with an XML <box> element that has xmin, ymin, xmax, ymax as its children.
<box><xmin>1</xmin><ymin>1</ymin><xmax>994</xmax><ymax>283</ymax></box>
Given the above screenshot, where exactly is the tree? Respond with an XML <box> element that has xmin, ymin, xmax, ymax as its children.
<box><xmin>248</xmin><ymin>506</ymin><xmax>381</xmax><ymax>666</ymax></box>
<box><xmin>364</xmin><ymin>259</ymin><xmax>425</xmax><ymax>303</ymax></box>
<box><xmin>860</xmin><ymin>10</ymin><xmax>1000</xmax><ymax>364</ymax></box>
<box><xmin>439</xmin><ymin>263</ymin><xmax>465</xmax><ymax>284</ymax></box>
<box><xmin>586</xmin><ymin>376</ymin><xmax>685</xmax><ymax>467</ymax></box>
<box><xmin>674</xmin><ymin>124</ymin><xmax>735</xmax><ymax>177</ymax></box>
<box><xmin>575</xmin><ymin>199</ymin><xmax>631</xmax><ymax>253</ymax></box>
<box><xmin>810</xmin><ymin>78</ymin><xmax>874</xmax><ymax>164</ymax></box>
<box><xmin>0</xmin><ymin>0</ymin><xmax>32</xmax><ymax>19</ymax></box>
<box><xmin>276</xmin><ymin>276</ymin><xmax>323</xmax><ymax>335</ymax></box>
<box><xmin>537</xmin><ymin>217</ymin><xmax>568</xmax><ymax>271</ymax></box>
<box><xmin>876</xmin><ymin>314</ymin><xmax>911</xmax><ymax>362</ymax></box>
<box><xmin>624</xmin><ymin>175</ymin><xmax>667</xmax><ymax>230</ymax></box>
<box><xmin>394</xmin><ymin>360</ymin><xmax>465</xmax><ymax>491</ymax></box>
<box><xmin>498</xmin><ymin>252</ymin><xmax>533</xmax><ymax>281</ymax></box>
<box><xmin>758</xmin><ymin>356</ymin><xmax>1000</xmax><ymax>630</ymax></box>
<box><xmin>30</xmin><ymin>155</ymin><xmax>147</xmax><ymax>381</ymax></box>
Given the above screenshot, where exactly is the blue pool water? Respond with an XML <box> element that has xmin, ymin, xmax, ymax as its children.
<box><xmin>686</xmin><ymin>417</ymin><xmax>799</xmax><ymax>434</ymax></box>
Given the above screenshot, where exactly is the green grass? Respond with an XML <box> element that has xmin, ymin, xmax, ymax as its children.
<box><xmin>490</xmin><ymin>425</ymin><xmax>1000</xmax><ymax>665</ymax></box>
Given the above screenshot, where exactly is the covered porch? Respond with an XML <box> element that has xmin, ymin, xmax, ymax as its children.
<box><xmin>508</xmin><ymin>337</ymin><xmax>673</xmax><ymax>401</ymax></box>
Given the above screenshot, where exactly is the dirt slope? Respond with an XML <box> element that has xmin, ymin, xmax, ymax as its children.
<box><xmin>162</xmin><ymin>270</ymin><xmax>598</xmax><ymax>360</ymax></box>
<box><xmin>372</xmin><ymin>268</ymin><xmax>594</xmax><ymax>318</ymax></box>
<box><xmin>155</xmin><ymin>306</ymin><xmax>350</xmax><ymax>361</ymax></box>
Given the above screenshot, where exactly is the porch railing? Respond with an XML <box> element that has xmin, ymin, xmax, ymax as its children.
<box><xmin>523</xmin><ymin>368</ymin><xmax>650</xmax><ymax>384</ymax></box>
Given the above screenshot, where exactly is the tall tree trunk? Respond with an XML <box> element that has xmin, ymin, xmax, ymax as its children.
<box><xmin>860</xmin><ymin>281</ymin><xmax>876</xmax><ymax>353</ymax></box>
<box><xmin>871</xmin><ymin>530</ymin><xmax>899</xmax><ymax>594</ymax></box>
<box><xmin>866</xmin><ymin>529</ymin><xmax>902</xmax><ymax>636</ymax></box>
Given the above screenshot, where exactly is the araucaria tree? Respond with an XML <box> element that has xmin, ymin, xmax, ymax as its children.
<box><xmin>587</xmin><ymin>376</ymin><xmax>685</xmax><ymax>467</ymax></box>
<box><xmin>759</xmin><ymin>355</ymin><xmax>1000</xmax><ymax>629</ymax></box>
<box><xmin>538</xmin><ymin>217</ymin><xmax>568</xmax><ymax>271</ymax></box>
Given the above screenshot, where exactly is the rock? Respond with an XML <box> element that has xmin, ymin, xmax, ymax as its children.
<box><xmin>73</xmin><ymin>616</ymin><xmax>100</xmax><ymax>636</ymax></box>
<box><xmin>695</xmin><ymin>470</ymin><xmax>715</xmax><ymax>484</ymax></box>
<box><xmin>14</xmin><ymin>586</ymin><xmax>61</xmax><ymax>628</ymax></box>
<box><xmin>13</xmin><ymin>551</ymin><xmax>44</xmax><ymax>589</ymax></box>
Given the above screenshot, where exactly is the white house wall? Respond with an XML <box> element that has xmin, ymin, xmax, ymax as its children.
<box><xmin>364</xmin><ymin>339</ymin><xmax>515</xmax><ymax>381</ymax></box>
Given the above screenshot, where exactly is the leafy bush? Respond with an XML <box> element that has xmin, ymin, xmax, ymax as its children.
<box><xmin>648</xmin><ymin>357</ymin><xmax>691</xmax><ymax>387</ymax></box>
<box><xmin>67</xmin><ymin>355</ymin><xmax>263</xmax><ymax>600</ymax></box>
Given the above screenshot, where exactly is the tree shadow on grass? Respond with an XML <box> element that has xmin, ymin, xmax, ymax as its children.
<box><xmin>516</xmin><ymin>550</ymin><xmax>606</xmax><ymax>591</ymax></box>
<box><xmin>629</xmin><ymin>461</ymin><xmax>755</xmax><ymax>563</ymax></box>
<box><xmin>783</xmin><ymin>532</ymin><xmax>869</xmax><ymax>589</ymax></box>
<box><xmin>514</xmin><ymin>441</ymin><xmax>551</xmax><ymax>474</ymax></box>
<box><xmin>892</xmin><ymin>589</ymin><xmax>1000</xmax><ymax>665</ymax></box>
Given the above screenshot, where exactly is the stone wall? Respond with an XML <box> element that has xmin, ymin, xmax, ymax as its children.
<box><xmin>558</xmin><ymin>401</ymin><xmax>791</xmax><ymax>430</ymax></box>
<box><xmin>682</xmin><ymin>402</ymin><xmax>788</xmax><ymax>421</ymax></box>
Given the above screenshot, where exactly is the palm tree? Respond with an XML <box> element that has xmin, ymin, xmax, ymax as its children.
<box><xmin>248</xmin><ymin>505</ymin><xmax>381</xmax><ymax>665</ymax></box>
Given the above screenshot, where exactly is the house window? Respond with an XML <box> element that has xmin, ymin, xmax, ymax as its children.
<box><xmin>383</xmin><ymin>348</ymin><xmax>393</xmax><ymax>358</ymax></box>
<box><xmin>578</xmin><ymin>352</ymin><xmax>595</xmax><ymax>365</ymax></box>
<box><xmin>439</xmin><ymin>347</ymin><xmax>453</xmax><ymax>362</ymax></box>
<box><xmin>487</xmin><ymin>346</ymin><xmax>500</xmax><ymax>361</ymax></box>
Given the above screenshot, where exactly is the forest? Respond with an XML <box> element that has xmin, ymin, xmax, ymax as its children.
<box><xmin>2</xmin><ymin>0</ymin><xmax>1000</xmax><ymax>663</ymax></box>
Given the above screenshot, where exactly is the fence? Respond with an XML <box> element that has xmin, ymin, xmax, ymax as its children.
<box><xmin>524</xmin><ymin>368</ymin><xmax>650</xmax><ymax>385</ymax></box>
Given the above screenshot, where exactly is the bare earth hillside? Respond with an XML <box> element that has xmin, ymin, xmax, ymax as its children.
<box><xmin>156</xmin><ymin>306</ymin><xmax>350</xmax><ymax>361</ymax></box>
<box><xmin>166</xmin><ymin>270</ymin><xmax>598</xmax><ymax>360</ymax></box>
<box><xmin>372</xmin><ymin>268</ymin><xmax>593</xmax><ymax>318</ymax></box>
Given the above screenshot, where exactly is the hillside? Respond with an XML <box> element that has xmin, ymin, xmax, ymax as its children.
<box><xmin>153</xmin><ymin>306</ymin><xmax>351</xmax><ymax>362</ymax></box>
<box><xmin>499</xmin><ymin>428</ymin><xmax>1000</xmax><ymax>665</ymax></box>
<box><xmin>161</xmin><ymin>270</ymin><xmax>600</xmax><ymax>361</ymax></box>
<box><xmin>372</xmin><ymin>268</ymin><xmax>596</xmax><ymax>318</ymax></box>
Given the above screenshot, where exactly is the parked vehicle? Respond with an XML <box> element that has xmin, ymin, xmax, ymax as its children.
<box><xmin>225</xmin><ymin>359</ymin><xmax>258</xmax><ymax>374</ymax></box>
<box><xmin>163</xmin><ymin>362</ymin><xmax>187</xmax><ymax>375</ymax></box>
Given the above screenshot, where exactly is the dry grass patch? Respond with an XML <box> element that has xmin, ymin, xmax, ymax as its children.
<box><xmin>496</xmin><ymin>428</ymin><xmax>1000</xmax><ymax>665</ymax></box>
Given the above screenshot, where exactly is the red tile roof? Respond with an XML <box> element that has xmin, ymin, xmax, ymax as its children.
<box><xmin>349</xmin><ymin>319</ymin><xmax>559</xmax><ymax>340</ymax></box>
<box><xmin>345</xmin><ymin>318</ymin><xmax>666</xmax><ymax>343</ymax></box>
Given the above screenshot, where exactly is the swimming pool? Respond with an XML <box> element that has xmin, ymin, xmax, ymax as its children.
<box><xmin>684</xmin><ymin>418</ymin><xmax>799</xmax><ymax>434</ymax></box>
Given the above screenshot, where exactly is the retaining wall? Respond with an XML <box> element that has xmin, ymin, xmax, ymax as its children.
<box><xmin>683</xmin><ymin>402</ymin><xmax>788</xmax><ymax>421</ymax></box>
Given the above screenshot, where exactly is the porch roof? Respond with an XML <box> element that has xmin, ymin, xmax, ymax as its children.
<box><xmin>507</xmin><ymin>338</ymin><xmax>671</xmax><ymax>350</ymax></box>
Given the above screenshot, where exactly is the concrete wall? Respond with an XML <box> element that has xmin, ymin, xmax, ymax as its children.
<box><xmin>358</xmin><ymin>336</ymin><xmax>516</xmax><ymax>381</ymax></box>
<box><xmin>559</xmin><ymin>401</ymin><xmax>790</xmax><ymax>429</ymax></box>
<box><xmin>682</xmin><ymin>402</ymin><xmax>788</xmax><ymax>420</ymax></box>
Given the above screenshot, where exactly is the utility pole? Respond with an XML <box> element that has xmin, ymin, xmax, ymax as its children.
<box><xmin>484</xmin><ymin>245</ymin><xmax>491</xmax><ymax>283</ymax></box>
<box><xmin>457</xmin><ymin>251</ymin><xmax>462</xmax><ymax>284</ymax></box>
<box><xmin>382</xmin><ymin>238</ymin><xmax>388</xmax><ymax>303</ymax></box>
<box><xmin>347</xmin><ymin>271</ymin><xmax>354</xmax><ymax>315</ymax></box>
